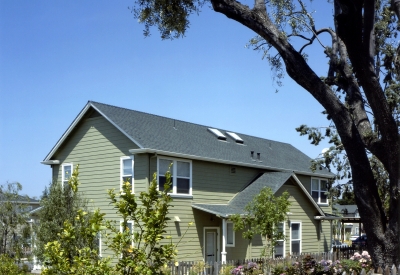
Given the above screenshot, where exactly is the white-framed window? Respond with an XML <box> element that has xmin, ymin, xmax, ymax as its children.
<box><xmin>311</xmin><ymin>178</ymin><xmax>328</xmax><ymax>204</ymax></box>
<box><xmin>62</xmin><ymin>163</ymin><xmax>73</xmax><ymax>188</ymax></box>
<box><xmin>274</xmin><ymin>222</ymin><xmax>285</xmax><ymax>258</ymax></box>
<box><xmin>157</xmin><ymin>157</ymin><xmax>192</xmax><ymax>196</ymax></box>
<box><xmin>226</xmin><ymin>221</ymin><xmax>235</xmax><ymax>247</ymax></box>
<box><xmin>120</xmin><ymin>156</ymin><xmax>134</xmax><ymax>192</ymax></box>
<box><xmin>290</xmin><ymin>222</ymin><xmax>301</xmax><ymax>254</ymax></box>
<box><xmin>120</xmin><ymin>220</ymin><xmax>134</xmax><ymax>246</ymax></box>
<box><xmin>96</xmin><ymin>233</ymin><xmax>102</xmax><ymax>257</ymax></box>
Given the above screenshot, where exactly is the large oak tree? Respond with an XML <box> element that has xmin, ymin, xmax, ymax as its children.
<box><xmin>132</xmin><ymin>0</ymin><xmax>400</xmax><ymax>267</ymax></box>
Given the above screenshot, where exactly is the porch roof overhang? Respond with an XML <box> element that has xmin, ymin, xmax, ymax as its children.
<box><xmin>192</xmin><ymin>204</ymin><xmax>244</xmax><ymax>218</ymax></box>
<box><xmin>314</xmin><ymin>213</ymin><xmax>344</xmax><ymax>220</ymax></box>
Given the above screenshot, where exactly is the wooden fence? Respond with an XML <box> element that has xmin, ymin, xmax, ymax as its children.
<box><xmin>332</xmin><ymin>246</ymin><xmax>366</xmax><ymax>261</ymax></box>
<box><xmin>165</xmin><ymin>253</ymin><xmax>332</xmax><ymax>275</ymax></box>
<box><xmin>165</xmin><ymin>253</ymin><xmax>400</xmax><ymax>275</ymax></box>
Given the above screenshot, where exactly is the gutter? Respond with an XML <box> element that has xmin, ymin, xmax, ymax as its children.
<box><xmin>314</xmin><ymin>215</ymin><xmax>342</xmax><ymax>220</ymax></box>
<box><xmin>129</xmin><ymin>148</ymin><xmax>333</xmax><ymax>178</ymax></box>
<box><xmin>41</xmin><ymin>160</ymin><xmax>60</xmax><ymax>165</ymax></box>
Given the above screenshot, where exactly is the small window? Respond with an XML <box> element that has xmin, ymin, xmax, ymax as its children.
<box><xmin>290</xmin><ymin>222</ymin><xmax>301</xmax><ymax>254</ymax></box>
<box><xmin>311</xmin><ymin>178</ymin><xmax>328</xmax><ymax>204</ymax></box>
<box><xmin>62</xmin><ymin>163</ymin><xmax>73</xmax><ymax>188</ymax></box>
<box><xmin>120</xmin><ymin>156</ymin><xmax>134</xmax><ymax>192</ymax></box>
<box><xmin>226</xmin><ymin>222</ymin><xmax>235</xmax><ymax>247</ymax></box>
<box><xmin>274</xmin><ymin>222</ymin><xmax>285</xmax><ymax>258</ymax></box>
<box><xmin>95</xmin><ymin>233</ymin><xmax>102</xmax><ymax>257</ymax></box>
<box><xmin>120</xmin><ymin>220</ymin><xmax>134</xmax><ymax>246</ymax></box>
<box><xmin>158</xmin><ymin>157</ymin><xmax>192</xmax><ymax>196</ymax></box>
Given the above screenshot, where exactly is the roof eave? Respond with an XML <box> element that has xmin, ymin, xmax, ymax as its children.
<box><xmin>291</xmin><ymin>174</ymin><xmax>325</xmax><ymax>216</ymax></box>
<box><xmin>191</xmin><ymin>204</ymin><xmax>230</xmax><ymax>218</ymax></box>
<box><xmin>314</xmin><ymin>215</ymin><xmax>342</xmax><ymax>220</ymax></box>
<box><xmin>41</xmin><ymin>160</ymin><xmax>60</xmax><ymax>165</ymax></box>
<box><xmin>129</xmin><ymin>148</ymin><xmax>333</xmax><ymax>178</ymax></box>
<box><xmin>42</xmin><ymin>102</ymin><xmax>93</xmax><ymax>162</ymax></box>
<box><xmin>42</xmin><ymin>102</ymin><xmax>144</xmax><ymax>163</ymax></box>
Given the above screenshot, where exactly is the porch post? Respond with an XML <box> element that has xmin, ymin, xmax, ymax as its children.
<box><xmin>221</xmin><ymin>218</ymin><xmax>227</xmax><ymax>263</ymax></box>
<box><xmin>329</xmin><ymin>220</ymin><xmax>333</xmax><ymax>253</ymax></box>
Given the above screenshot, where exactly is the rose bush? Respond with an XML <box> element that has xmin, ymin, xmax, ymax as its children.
<box><xmin>271</xmin><ymin>251</ymin><xmax>372</xmax><ymax>275</ymax></box>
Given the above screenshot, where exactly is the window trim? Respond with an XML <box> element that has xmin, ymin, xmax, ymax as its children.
<box><xmin>226</xmin><ymin>221</ymin><xmax>235</xmax><ymax>247</ymax></box>
<box><xmin>61</xmin><ymin>163</ymin><xmax>73</xmax><ymax>188</ymax></box>
<box><xmin>97</xmin><ymin>233</ymin><xmax>102</xmax><ymax>257</ymax></box>
<box><xmin>120</xmin><ymin>220</ymin><xmax>134</xmax><ymax>246</ymax></box>
<box><xmin>157</xmin><ymin>157</ymin><xmax>192</xmax><ymax>197</ymax></box>
<box><xmin>290</xmin><ymin>221</ymin><xmax>302</xmax><ymax>255</ymax></box>
<box><xmin>274</xmin><ymin>222</ymin><xmax>285</xmax><ymax>258</ymax></box>
<box><xmin>120</xmin><ymin>156</ymin><xmax>134</xmax><ymax>193</ymax></box>
<box><xmin>311</xmin><ymin>178</ymin><xmax>329</xmax><ymax>205</ymax></box>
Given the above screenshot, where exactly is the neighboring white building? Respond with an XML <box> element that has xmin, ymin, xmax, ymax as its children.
<box><xmin>334</xmin><ymin>204</ymin><xmax>362</xmax><ymax>240</ymax></box>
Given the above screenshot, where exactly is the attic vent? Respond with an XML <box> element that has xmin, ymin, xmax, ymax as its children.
<box><xmin>226</xmin><ymin>132</ymin><xmax>244</xmax><ymax>144</ymax></box>
<box><xmin>208</xmin><ymin>128</ymin><xmax>227</xmax><ymax>140</ymax></box>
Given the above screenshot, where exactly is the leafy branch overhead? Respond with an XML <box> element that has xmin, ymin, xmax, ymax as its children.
<box><xmin>131</xmin><ymin>0</ymin><xmax>400</xmax><ymax>267</ymax></box>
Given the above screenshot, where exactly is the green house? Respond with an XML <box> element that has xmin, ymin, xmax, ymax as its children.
<box><xmin>41</xmin><ymin>101</ymin><xmax>335</xmax><ymax>262</ymax></box>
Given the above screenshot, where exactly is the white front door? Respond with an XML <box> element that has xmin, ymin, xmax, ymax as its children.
<box><xmin>206</xmin><ymin>231</ymin><xmax>216</xmax><ymax>262</ymax></box>
<box><xmin>203</xmin><ymin>227</ymin><xmax>220</xmax><ymax>263</ymax></box>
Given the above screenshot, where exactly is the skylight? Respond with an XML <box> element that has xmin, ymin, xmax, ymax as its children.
<box><xmin>226</xmin><ymin>132</ymin><xmax>244</xmax><ymax>144</ymax></box>
<box><xmin>208</xmin><ymin>128</ymin><xmax>227</xmax><ymax>140</ymax></box>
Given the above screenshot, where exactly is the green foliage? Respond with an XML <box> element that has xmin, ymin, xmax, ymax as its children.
<box><xmin>42</xmin><ymin>210</ymin><xmax>112</xmax><ymax>275</ymax></box>
<box><xmin>42</xmin><ymin>166</ymin><xmax>186</xmax><ymax>275</ymax></box>
<box><xmin>0</xmin><ymin>254</ymin><xmax>26</xmax><ymax>275</ymax></box>
<box><xmin>188</xmin><ymin>261</ymin><xmax>209</xmax><ymax>275</ymax></box>
<box><xmin>230</xmin><ymin>261</ymin><xmax>262</xmax><ymax>275</ymax></box>
<box><xmin>130</xmin><ymin>0</ymin><xmax>203</xmax><ymax>39</ymax></box>
<box><xmin>271</xmin><ymin>252</ymin><xmax>373</xmax><ymax>275</ymax></box>
<box><xmin>296</xmin><ymin>124</ymin><xmax>392</xmax><ymax>213</ymax></box>
<box><xmin>0</xmin><ymin>182</ymin><xmax>30</xmax><ymax>259</ymax></box>
<box><xmin>105</xmin><ymin>170</ymin><xmax>178</xmax><ymax>275</ymax></box>
<box><xmin>335</xmin><ymin>185</ymin><xmax>356</xmax><ymax>205</ymax></box>
<box><xmin>230</xmin><ymin>187</ymin><xmax>290</xmax><ymax>257</ymax></box>
<box><xmin>41</xmin><ymin>166</ymin><xmax>112</xmax><ymax>275</ymax></box>
<box><xmin>218</xmin><ymin>265</ymin><xmax>235</xmax><ymax>275</ymax></box>
<box><xmin>35</xmin><ymin>165</ymin><xmax>94</xmax><ymax>262</ymax></box>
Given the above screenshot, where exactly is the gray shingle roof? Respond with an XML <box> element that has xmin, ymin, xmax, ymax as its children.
<box><xmin>192</xmin><ymin>171</ymin><xmax>323</xmax><ymax>217</ymax></box>
<box><xmin>334</xmin><ymin>204</ymin><xmax>358</xmax><ymax>214</ymax></box>
<box><xmin>0</xmin><ymin>193</ymin><xmax>39</xmax><ymax>203</ymax></box>
<box><xmin>84</xmin><ymin>101</ymin><xmax>332</xmax><ymax>177</ymax></box>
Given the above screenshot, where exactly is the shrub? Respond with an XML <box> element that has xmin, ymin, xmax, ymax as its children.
<box><xmin>0</xmin><ymin>254</ymin><xmax>23</xmax><ymax>275</ymax></box>
<box><xmin>230</xmin><ymin>261</ymin><xmax>263</xmax><ymax>275</ymax></box>
<box><xmin>272</xmin><ymin>251</ymin><xmax>372</xmax><ymax>275</ymax></box>
<box><xmin>341</xmin><ymin>251</ymin><xmax>373</xmax><ymax>274</ymax></box>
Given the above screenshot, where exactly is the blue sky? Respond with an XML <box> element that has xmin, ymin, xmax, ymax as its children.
<box><xmin>0</xmin><ymin>1</ymin><xmax>334</xmax><ymax>198</ymax></box>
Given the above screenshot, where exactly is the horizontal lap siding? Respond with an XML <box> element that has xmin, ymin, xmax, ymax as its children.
<box><xmin>148</xmin><ymin>159</ymin><xmax>262</xmax><ymax>261</ymax></box>
<box><xmin>192</xmin><ymin>161</ymin><xmax>260</xmax><ymax>203</ymax></box>
<box><xmin>52</xmin><ymin>115</ymin><xmax>140</xmax><ymax>258</ymax></box>
<box><xmin>276</xmin><ymin>182</ymin><xmax>330</xmax><ymax>254</ymax></box>
<box><xmin>248</xmin><ymin>180</ymin><xmax>331</xmax><ymax>258</ymax></box>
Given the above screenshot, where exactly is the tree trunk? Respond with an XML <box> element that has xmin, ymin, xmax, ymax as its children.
<box><xmin>210</xmin><ymin>0</ymin><xmax>400</xmax><ymax>267</ymax></box>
